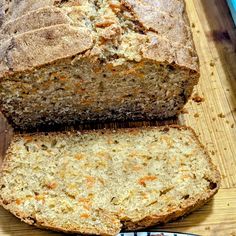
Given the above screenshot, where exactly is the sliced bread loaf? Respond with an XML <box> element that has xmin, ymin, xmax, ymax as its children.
<box><xmin>0</xmin><ymin>0</ymin><xmax>199</xmax><ymax>130</ymax></box>
<box><xmin>0</xmin><ymin>126</ymin><xmax>220</xmax><ymax>235</ymax></box>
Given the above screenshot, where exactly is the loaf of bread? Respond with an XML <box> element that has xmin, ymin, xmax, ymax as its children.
<box><xmin>0</xmin><ymin>126</ymin><xmax>220</xmax><ymax>235</ymax></box>
<box><xmin>0</xmin><ymin>0</ymin><xmax>199</xmax><ymax>130</ymax></box>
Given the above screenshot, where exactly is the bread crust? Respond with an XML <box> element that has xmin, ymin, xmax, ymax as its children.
<box><xmin>0</xmin><ymin>205</ymin><xmax>120</xmax><ymax>235</ymax></box>
<box><xmin>0</xmin><ymin>24</ymin><xmax>93</xmax><ymax>77</ymax></box>
<box><xmin>0</xmin><ymin>0</ymin><xmax>199</xmax><ymax>77</ymax></box>
<box><xmin>0</xmin><ymin>125</ymin><xmax>220</xmax><ymax>235</ymax></box>
<box><xmin>0</xmin><ymin>6</ymin><xmax>72</xmax><ymax>41</ymax></box>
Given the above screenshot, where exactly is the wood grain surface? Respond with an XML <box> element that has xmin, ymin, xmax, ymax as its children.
<box><xmin>0</xmin><ymin>0</ymin><xmax>236</xmax><ymax>235</ymax></box>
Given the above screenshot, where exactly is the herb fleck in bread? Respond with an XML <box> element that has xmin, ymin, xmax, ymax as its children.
<box><xmin>0</xmin><ymin>0</ymin><xmax>199</xmax><ymax>130</ymax></box>
<box><xmin>0</xmin><ymin>126</ymin><xmax>220</xmax><ymax>235</ymax></box>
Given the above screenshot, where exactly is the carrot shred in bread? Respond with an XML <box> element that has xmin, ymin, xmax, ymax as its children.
<box><xmin>138</xmin><ymin>176</ymin><xmax>157</xmax><ymax>187</ymax></box>
<box><xmin>58</xmin><ymin>77</ymin><xmax>67</xmax><ymax>81</ymax></box>
<box><xmin>80</xmin><ymin>213</ymin><xmax>90</xmax><ymax>219</ymax></box>
<box><xmin>78</xmin><ymin>197</ymin><xmax>90</xmax><ymax>203</ymax></box>
<box><xmin>15</xmin><ymin>199</ymin><xmax>21</xmax><ymax>205</ymax></box>
<box><xmin>86</xmin><ymin>176</ymin><xmax>95</xmax><ymax>188</ymax></box>
<box><xmin>75</xmin><ymin>154</ymin><xmax>84</xmax><ymax>160</ymax></box>
<box><xmin>24</xmin><ymin>136</ymin><xmax>33</xmax><ymax>142</ymax></box>
<box><xmin>45</xmin><ymin>182</ymin><xmax>57</xmax><ymax>189</ymax></box>
<box><xmin>95</xmin><ymin>20</ymin><xmax>115</xmax><ymax>28</ymax></box>
<box><xmin>109</xmin><ymin>2</ymin><xmax>121</xmax><ymax>11</ymax></box>
<box><xmin>35</xmin><ymin>195</ymin><xmax>45</xmax><ymax>201</ymax></box>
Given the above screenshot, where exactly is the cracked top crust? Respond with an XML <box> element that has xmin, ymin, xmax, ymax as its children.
<box><xmin>0</xmin><ymin>0</ymin><xmax>199</xmax><ymax>78</ymax></box>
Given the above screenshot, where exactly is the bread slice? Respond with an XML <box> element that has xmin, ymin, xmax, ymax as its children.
<box><xmin>0</xmin><ymin>0</ymin><xmax>199</xmax><ymax>130</ymax></box>
<box><xmin>0</xmin><ymin>126</ymin><xmax>220</xmax><ymax>235</ymax></box>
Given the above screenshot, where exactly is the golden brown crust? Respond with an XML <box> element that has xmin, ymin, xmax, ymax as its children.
<box><xmin>0</xmin><ymin>24</ymin><xmax>93</xmax><ymax>77</ymax></box>
<box><xmin>0</xmin><ymin>203</ymin><xmax>119</xmax><ymax>236</ymax></box>
<box><xmin>122</xmin><ymin>0</ymin><xmax>199</xmax><ymax>71</ymax></box>
<box><xmin>1</xmin><ymin>0</ymin><xmax>56</xmax><ymax>24</ymax></box>
<box><xmin>122</xmin><ymin>191</ymin><xmax>218</xmax><ymax>230</ymax></box>
<box><xmin>0</xmin><ymin>6</ymin><xmax>72</xmax><ymax>40</ymax></box>
<box><xmin>0</xmin><ymin>0</ymin><xmax>199</xmax><ymax>78</ymax></box>
<box><xmin>141</xmin><ymin>34</ymin><xmax>199</xmax><ymax>72</ymax></box>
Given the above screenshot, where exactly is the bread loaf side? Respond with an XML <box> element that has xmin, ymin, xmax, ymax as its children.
<box><xmin>0</xmin><ymin>0</ymin><xmax>199</xmax><ymax>130</ymax></box>
<box><xmin>0</xmin><ymin>126</ymin><xmax>220</xmax><ymax>235</ymax></box>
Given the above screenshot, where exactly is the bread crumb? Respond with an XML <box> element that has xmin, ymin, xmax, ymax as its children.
<box><xmin>205</xmin><ymin>226</ymin><xmax>210</xmax><ymax>230</ymax></box>
<box><xmin>192</xmin><ymin>93</ymin><xmax>205</xmax><ymax>103</ymax></box>
<box><xmin>218</xmin><ymin>113</ymin><xmax>225</xmax><ymax>118</ymax></box>
<box><xmin>222</xmin><ymin>174</ymin><xmax>226</xmax><ymax>179</ymax></box>
<box><xmin>194</xmin><ymin>113</ymin><xmax>199</xmax><ymax>118</ymax></box>
<box><xmin>226</xmin><ymin>88</ymin><xmax>230</xmax><ymax>92</ymax></box>
<box><xmin>192</xmin><ymin>23</ymin><xmax>195</xmax><ymax>28</ymax></box>
<box><xmin>211</xmin><ymin>72</ymin><xmax>214</xmax><ymax>76</ymax></box>
<box><xmin>197</xmin><ymin>30</ymin><xmax>200</xmax><ymax>33</ymax></box>
<box><xmin>211</xmin><ymin>151</ymin><xmax>215</xmax><ymax>155</ymax></box>
<box><xmin>210</xmin><ymin>61</ymin><xmax>215</xmax><ymax>67</ymax></box>
<box><xmin>227</xmin><ymin>203</ymin><xmax>230</xmax><ymax>206</ymax></box>
<box><xmin>231</xmin><ymin>124</ymin><xmax>235</xmax><ymax>128</ymax></box>
<box><xmin>212</xmin><ymin>117</ymin><xmax>216</xmax><ymax>121</ymax></box>
<box><xmin>181</xmin><ymin>108</ymin><xmax>189</xmax><ymax>114</ymax></box>
<box><xmin>226</xmin><ymin>120</ymin><xmax>230</xmax><ymax>124</ymax></box>
<box><xmin>224</xmin><ymin>147</ymin><xmax>227</xmax><ymax>150</ymax></box>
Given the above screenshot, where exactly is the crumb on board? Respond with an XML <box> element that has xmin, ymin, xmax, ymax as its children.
<box><xmin>211</xmin><ymin>151</ymin><xmax>215</xmax><ymax>155</ymax></box>
<box><xmin>211</xmin><ymin>72</ymin><xmax>214</xmax><ymax>76</ymax></box>
<box><xmin>226</xmin><ymin>88</ymin><xmax>230</xmax><ymax>91</ymax></box>
<box><xmin>197</xmin><ymin>30</ymin><xmax>200</xmax><ymax>33</ymax></box>
<box><xmin>210</xmin><ymin>61</ymin><xmax>215</xmax><ymax>67</ymax></box>
<box><xmin>212</xmin><ymin>117</ymin><xmax>216</xmax><ymax>121</ymax></box>
<box><xmin>194</xmin><ymin>113</ymin><xmax>199</xmax><ymax>118</ymax></box>
<box><xmin>218</xmin><ymin>113</ymin><xmax>225</xmax><ymax>118</ymax></box>
<box><xmin>181</xmin><ymin>108</ymin><xmax>189</xmax><ymax>114</ymax></box>
<box><xmin>226</xmin><ymin>120</ymin><xmax>230</xmax><ymax>124</ymax></box>
<box><xmin>224</xmin><ymin>147</ymin><xmax>227</xmax><ymax>150</ymax></box>
<box><xmin>192</xmin><ymin>93</ymin><xmax>205</xmax><ymax>103</ymax></box>
<box><xmin>192</xmin><ymin>23</ymin><xmax>195</xmax><ymax>28</ymax></box>
<box><xmin>227</xmin><ymin>203</ymin><xmax>230</xmax><ymax>206</ymax></box>
<box><xmin>205</xmin><ymin>226</ymin><xmax>210</xmax><ymax>230</ymax></box>
<box><xmin>231</xmin><ymin>124</ymin><xmax>235</xmax><ymax>128</ymax></box>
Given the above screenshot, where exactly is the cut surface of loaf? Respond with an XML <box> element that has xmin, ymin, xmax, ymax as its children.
<box><xmin>0</xmin><ymin>0</ymin><xmax>199</xmax><ymax>130</ymax></box>
<box><xmin>0</xmin><ymin>126</ymin><xmax>220</xmax><ymax>235</ymax></box>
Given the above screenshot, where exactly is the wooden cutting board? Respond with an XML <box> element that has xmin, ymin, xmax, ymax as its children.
<box><xmin>0</xmin><ymin>0</ymin><xmax>236</xmax><ymax>235</ymax></box>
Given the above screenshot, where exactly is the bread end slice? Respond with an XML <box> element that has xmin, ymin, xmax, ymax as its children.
<box><xmin>0</xmin><ymin>126</ymin><xmax>220</xmax><ymax>235</ymax></box>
